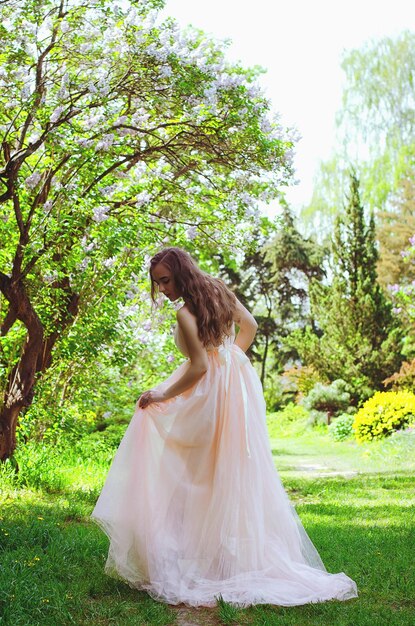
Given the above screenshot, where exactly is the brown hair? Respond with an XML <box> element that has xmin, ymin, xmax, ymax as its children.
<box><xmin>149</xmin><ymin>247</ymin><xmax>237</xmax><ymax>347</ymax></box>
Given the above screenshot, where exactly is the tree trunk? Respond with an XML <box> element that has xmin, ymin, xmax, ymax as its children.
<box><xmin>260</xmin><ymin>304</ymin><xmax>273</xmax><ymax>389</ymax></box>
<box><xmin>0</xmin><ymin>273</ymin><xmax>79</xmax><ymax>461</ymax></box>
<box><xmin>261</xmin><ymin>332</ymin><xmax>269</xmax><ymax>388</ymax></box>
<box><xmin>0</xmin><ymin>282</ymin><xmax>44</xmax><ymax>460</ymax></box>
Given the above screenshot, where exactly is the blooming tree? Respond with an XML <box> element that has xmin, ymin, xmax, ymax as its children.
<box><xmin>0</xmin><ymin>0</ymin><xmax>296</xmax><ymax>459</ymax></box>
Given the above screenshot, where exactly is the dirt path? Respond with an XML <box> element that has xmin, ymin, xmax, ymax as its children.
<box><xmin>171</xmin><ymin>605</ymin><xmax>222</xmax><ymax>626</ymax></box>
<box><xmin>294</xmin><ymin>462</ymin><xmax>358</xmax><ymax>477</ymax></box>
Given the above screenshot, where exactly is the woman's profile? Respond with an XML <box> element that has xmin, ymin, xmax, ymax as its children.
<box><xmin>90</xmin><ymin>246</ymin><xmax>358</xmax><ymax>607</ymax></box>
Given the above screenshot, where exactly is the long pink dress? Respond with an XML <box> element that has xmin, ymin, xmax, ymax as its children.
<box><xmin>90</xmin><ymin>320</ymin><xmax>358</xmax><ymax>607</ymax></box>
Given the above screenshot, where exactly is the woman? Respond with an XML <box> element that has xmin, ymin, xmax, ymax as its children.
<box><xmin>90</xmin><ymin>246</ymin><xmax>358</xmax><ymax>608</ymax></box>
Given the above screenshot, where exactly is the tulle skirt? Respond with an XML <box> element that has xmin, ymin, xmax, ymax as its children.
<box><xmin>90</xmin><ymin>343</ymin><xmax>358</xmax><ymax>607</ymax></box>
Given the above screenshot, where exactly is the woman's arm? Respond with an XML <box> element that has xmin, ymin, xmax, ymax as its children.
<box><xmin>137</xmin><ymin>306</ymin><xmax>208</xmax><ymax>408</ymax></box>
<box><xmin>233</xmin><ymin>297</ymin><xmax>258</xmax><ymax>352</ymax></box>
<box><xmin>162</xmin><ymin>306</ymin><xmax>208</xmax><ymax>400</ymax></box>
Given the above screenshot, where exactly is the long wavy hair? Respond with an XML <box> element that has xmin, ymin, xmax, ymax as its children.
<box><xmin>149</xmin><ymin>247</ymin><xmax>237</xmax><ymax>347</ymax></box>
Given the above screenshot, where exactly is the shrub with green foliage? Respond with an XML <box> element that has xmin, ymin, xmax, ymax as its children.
<box><xmin>266</xmin><ymin>403</ymin><xmax>310</xmax><ymax>438</ymax></box>
<box><xmin>328</xmin><ymin>413</ymin><xmax>355</xmax><ymax>441</ymax></box>
<box><xmin>353</xmin><ymin>391</ymin><xmax>415</xmax><ymax>442</ymax></box>
<box><xmin>281</xmin><ymin>365</ymin><xmax>324</xmax><ymax>401</ymax></box>
<box><xmin>302</xmin><ymin>379</ymin><xmax>351</xmax><ymax>423</ymax></box>
<box><xmin>16</xmin><ymin>403</ymin><xmax>97</xmax><ymax>448</ymax></box>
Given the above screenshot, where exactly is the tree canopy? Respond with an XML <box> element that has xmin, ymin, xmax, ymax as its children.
<box><xmin>0</xmin><ymin>0</ymin><xmax>296</xmax><ymax>459</ymax></box>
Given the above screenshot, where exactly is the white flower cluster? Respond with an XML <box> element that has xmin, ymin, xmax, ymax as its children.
<box><xmin>57</xmin><ymin>72</ymin><xmax>70</xmax><ymax>100</ymax></box>
<box><xmin>185</xmin><ymin>226</ymin><xmax>197</xmax><ymax>240</ymax></box>
<box><xmin>131</xmin><ymin>108</ymin><xmax>151</xmax><ymax>127</ymax></box>
<box><xmin>99</xmin><ymin>184</ymin><xmax>118</xmax><ymax>197</ymax></box>
<box><xmin>43</xmin><ymin>271</ymin><xmax>58</xmax><ymax>284</ymax></box>
<box><xmin>113</xmin><ymin>115</ymin><xmax>128</xmax><ymax>127</ymax></box>
<box><xmin>25</xmin><ymin>171</ymin><xmax>42</xmax><ymax>190</ymax></box>
<box><xmin>77</xmin><ymin>138</ymin><xmax>94</xmax><ymax>149</ymax></box>
<box><xmin>136</xmin><ymin>191</ymin><xmax>151</xmax><ymax>207</ymax></box>
<box><xmin>103</xmin><ymin>256</ymin><xmax>117</xmax><ymax>268</ymax></box>
<box><xmin>81</xmin><ymin>235</ymin><xmax>95</xmax><ymax>253</ymax></box>
<box><xmin>83</xmin><ymin>114</ymin><xmax>105</xmax><ymax>130</ymax></box>
<box><xmin>92</xmin><ymin>206</ymin><xmax>110</xmax><ymax>222</ymax></box>
<box><xmin>96</xmin><ymin>134</ymin><xmax>115</xmax><ymax>151</ymax></box>
<box><xmin>50</xmin><ymin>106</ymin><xmax>64</xmax><ymax>123</ymax></box>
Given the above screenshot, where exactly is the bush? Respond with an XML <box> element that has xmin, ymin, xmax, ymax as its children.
<box><xmin>302</xmin><ymin>379</ymin><xmax>352</xmax><ymax>424</ymax></box>
<box><xmin>263</xmin><ymin>373</ymin><xmax>294</xmax><ymax>412</ymax></box>
<box><xmin>329</xmin><ymin>413</ymin><xmax>355</xmax><ymax>441</ymax></box>
<box><xmin>17</xmin><ymin>402</ymin><xmax>97</xmax><ymax>447</ymax></box>
<box><xmin>78</xmin><ymin>421</ymin><xmax>128</xmax><ymax>453</ymax></box>
<box><xmin>274</xmin><ymin>403</ymin><xmax>309</xmax><ymax>423</ymax></box>
<box><xmin>353</xmin><ymin>390</ymin><xmax>415</xmax><ymax>443</ymax></box>
<box><xmin>307</xmin><ymin>409</ymin><xmax>331</xmax><ymax>429</ymax></box>
<box><xmin>383</xmin><ymin>358</ymin><xmax>415</xmax><ymax>393</ymax></box>
<box><xmin>266</xmin><ymin>403</ymin><xmax>310</xmax><ymax>438</ymax></box>
<box><xmin>281</xmin><ymin>365</ymin><xmax>323</xmax><ymax>401</ymax></box>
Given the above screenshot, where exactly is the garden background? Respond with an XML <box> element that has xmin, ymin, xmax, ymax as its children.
<box><xmin>0</xmin><ymin>1</ymin><xmax>414</xmax><ymax>624</ymax></box>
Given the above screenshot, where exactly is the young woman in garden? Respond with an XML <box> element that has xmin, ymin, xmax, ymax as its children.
<box><xmin>90</xmin><ymin>246</ymin><xmax>358</xmax><ymax>608</ymax></box>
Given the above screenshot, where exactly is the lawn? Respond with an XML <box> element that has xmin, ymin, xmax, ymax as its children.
<box><xmin>0</xmin><ymin>419</ymin><xmax>414</xmax><ymax>626</ymax></box>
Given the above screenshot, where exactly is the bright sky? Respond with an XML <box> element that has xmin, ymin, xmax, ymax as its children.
<box><xmin>163</xmin><ymin>0</ymin><xmax>415</xmax><ymax>214</ymax></box>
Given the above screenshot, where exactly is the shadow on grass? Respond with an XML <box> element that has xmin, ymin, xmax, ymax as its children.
<box><xmin>2</xmin><ymin>469</ymin><xmax>414</xmax><ymax>625</ymax></box>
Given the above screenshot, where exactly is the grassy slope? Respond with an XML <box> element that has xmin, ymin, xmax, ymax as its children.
<box><xmin>0</xmin><ymin>423</ymin><xmax>414</xmax><ymax>626</ymax></box>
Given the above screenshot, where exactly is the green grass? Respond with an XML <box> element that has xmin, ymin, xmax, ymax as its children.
<box><xmin>1</xmin><ymin>420</ymin><xmax>414</xmax><ymax>625</ymax></box>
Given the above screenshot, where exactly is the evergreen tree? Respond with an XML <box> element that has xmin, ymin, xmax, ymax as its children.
<box><xmin>263</xmin><ymin>204</ymin><xmax>325</xmax><ymax>327</ymax></box>
<box><xmin>218</xmin><ymin>206</ymin><xmax>325</xmax><ymax>387</ymax></box>
<box><xmin>291</xmin><ymin>174</ymin><xmax>404</xmax><ymax>400</ymax></box>
<box><xmin>376</xmin><ymin>171</ymin><xmax>415</xmax><ymax>288</ymax></box>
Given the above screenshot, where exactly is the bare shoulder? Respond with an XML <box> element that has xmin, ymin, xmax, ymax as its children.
<box><xmin>232</xmin><ymin>296</ymin><xmax>258</xmax><ymax>328</ymax></box>
<box><xmin>176</xmin><ymin>303</ymin><xmax>194</xmax><ymax>322</ymax></box>
<box><xmin>176</xmin><ymin>304</ymin><xmax>198</xmax><ymax>333</ymax></box>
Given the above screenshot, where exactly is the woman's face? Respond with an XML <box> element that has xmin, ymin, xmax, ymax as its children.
<box><xmin>152</xmin><ymin>262</ymin><xmax>181</xmax><ymax>301</ymax></box>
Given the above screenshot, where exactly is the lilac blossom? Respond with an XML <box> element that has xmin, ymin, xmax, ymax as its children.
<box><xmin>114</xmin><ymin>115</ymin><xmax>128</xmax><ymax>127</ymax></box>
<box><xmin>92</xmin><ymin>206</ymin><xmax>110</xmax><ymax>222</ymax></box>
<box><xmin>96</xmin><ymin>134</ymin><xmax>115</xmax><ymax>151</ymax></box>
<box><xmin>137</xmin><ymin>333</ymin><xmax>150</xmax><ymax>344</ymax></box>
<box><xmin>185</xmin><ymin>226</ymin><xmax>197</xmax><ymax>240</ymax></box>
<box><xmin>387</xmin><ymin>284</ymin><xmax>400</xmax><ymax>293</ymax></box>
<box><xmin>50</xmin><ymin>106</ymin><xmax>64</xmax><ymax>123</ymax></box>
<box><xmin>103</xmin><ymin>256</ymin><xmax>116</xmax><ymax>268</ymax></box>
<box><xmin>136</xmin><ymin>191</ymin><xmax>151</xmax><ymax>207</ymax></box>
<box><xmin>77</xmin><ymin>138</ymin><xmax>94</xmax><ymax>148</ymax></box>
<box><xmin>99</xmin><ymin>184</ymin><xmax>117</xmax><ymax>197</ymax></box>
<box><xmin>25</xmin><ymin>171</ymin><xmax>42</xmax><ymax>190</ymax></box>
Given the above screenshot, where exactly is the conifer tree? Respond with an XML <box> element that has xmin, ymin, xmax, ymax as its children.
<box><xmin>291</xmin><ymin>174</ymin><xmax>404</xmax><ymax>400</ymax></box>
<box><xmin>376</xmin><ymin>172</ymin><xmax>415</xmax><ymax>288</ymax></box>
<box><xmin>218</xmin><ymin>206</ymin><xmax>325</xmax><ymax>386</ymax></box>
